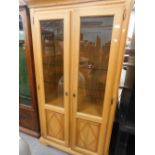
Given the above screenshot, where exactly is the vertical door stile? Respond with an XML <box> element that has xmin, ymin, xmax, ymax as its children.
<box><xmin>70</xmin><ymin>9</ymin><xmax>81</xmax><ymax>149</ymax></box>
<box><xmin>63</xmin><ymin>12</ymin><xmax>70</xmax><ymax>146</ymax></box>
<box><xmin>36</xmin><ymin>16</ymin><xmax>47</xmax><ymax>138</ymax></box>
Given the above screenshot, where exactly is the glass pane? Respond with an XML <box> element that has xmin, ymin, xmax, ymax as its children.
<box><xmin>19</xmin><ymin>15</ymin><xmax>32</xmax><ymax>106</ymax></box>
<box><xmin>40</xmin><ymin>20</ymin><xmax>64</xmax><ymax>107</ymax></box>
<box><xmin>77</xmin><ymin>16</ymin><xmax>114</xmax><ymax>116</ymax></box>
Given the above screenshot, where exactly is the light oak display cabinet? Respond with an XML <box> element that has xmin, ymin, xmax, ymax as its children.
<box><xmin>29</xmin><ymin>0</ymin><xmax>134</xmax><ymax>154</ymax></box>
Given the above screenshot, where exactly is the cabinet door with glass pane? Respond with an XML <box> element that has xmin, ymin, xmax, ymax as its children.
<box><xmin>19</xmin><ymin>14</ymin><xmax>32</xmax><ymax>106</ymax></box>
<box><xmin>19</xmin><ymin>6</ymin><xmax>40</xmax><ymax>137</ymax></box>
<box><xmin>33</xmin><ymin>11</ymin><xmax>70</xmax><ymax>146</ymax></box>
<box><xmin>71</xmin><ymin>6</ymin><xmax>124</xmax><ymax>155</ymax></box>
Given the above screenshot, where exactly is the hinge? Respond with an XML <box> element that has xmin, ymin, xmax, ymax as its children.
<box><xmin>123</xmin><ymin>9</ymin><xmax>126</xmax><ymax>21</ymax></box>
<box><xmin>38</xmin><ymin>85</ymin><xmax>40</xmax><ymax>90</ymax></box>
<box><xmin>33</xmin><ymin>16</ymin><xmax>34</xmax><ymax>24</ymax></box>
<box><xmin>111</xmin><ymin>98</ymin><xmax>114</xmax><ymax>105</ymax></box>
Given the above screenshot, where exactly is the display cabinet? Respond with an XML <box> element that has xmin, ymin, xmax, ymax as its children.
<box><xmin>29</xmin><ymin>0</ymin><xmax>134</xmax><ymax>154</ymax></box>
<box><xmin>19</xmin><ymin>5</ymin><xmax>40</xmax><ymax>137</ymax></box>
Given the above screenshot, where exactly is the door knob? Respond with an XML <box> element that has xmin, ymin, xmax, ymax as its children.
<box><xmin>73</xmin><ymin>94</ymin><xmax>76</xmax><ymax>97</ymax></box>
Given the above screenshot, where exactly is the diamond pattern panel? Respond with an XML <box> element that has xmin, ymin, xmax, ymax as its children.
<box><xmin>76</xmin><ymin>119</ymin><xmax>100</xmax><ymax>152</ymax></box>
<box><xmin>46</xmin><ymin>110</ymin><xmax>64</xmax><ymax>140</ymax></box>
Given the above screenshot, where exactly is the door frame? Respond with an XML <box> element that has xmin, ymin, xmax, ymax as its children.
<box><xmin>70</xmin><ymin>5</ymin><xmax>124</xmax><ymax>155</ymax></box>
<box><xmin>31</xmin><ymin>10</ymin><xmax>71</xmax><ymax>146</ymax></box>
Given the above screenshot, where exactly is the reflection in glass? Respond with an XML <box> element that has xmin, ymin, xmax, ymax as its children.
<box><xmin>19</xmin><ymin>15</ymin><xmax>32</xmax><ymax>105</ymax></box>
<box><xmin>40</xmin><ymin>20</ymin><xmax>64</xmax><ymax>107</ymax></box>
<box><xmin>77</xmin><ymin>16</ymin><xmax>114</xmax><ymax>116</ymax></box>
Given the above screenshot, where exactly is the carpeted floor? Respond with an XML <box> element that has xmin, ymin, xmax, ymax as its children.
<box><xmin>19</xmin><ymin>132</ymin><xmax>70</xmax><ymax>155</ymax></box>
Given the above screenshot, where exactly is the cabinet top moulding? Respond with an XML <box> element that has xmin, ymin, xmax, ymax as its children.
<box><xmin>26</xmin><ymin>0</ymin><xmax>126</xmax><ymax>8</ymax></box>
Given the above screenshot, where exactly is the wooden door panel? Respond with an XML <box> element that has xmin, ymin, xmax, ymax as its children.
<box><xmin>76</xmin><ymin>119</ymin><xmax>100</xmax><ymax>152</ymax></box>
<box><xmin>46</xmin><ymin>110</ymin><xmax>64</xmax><ymax>141</ymax></box>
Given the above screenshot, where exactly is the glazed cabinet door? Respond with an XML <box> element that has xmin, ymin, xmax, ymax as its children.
<box><xmin>19</xmin><ymin>13</ymin><xmax>32</xmax><ymax>107</ymax></box>
<box><xmin>32</xmin><ymin>11</ymin><xmax>70</xmax><ymax>146</ymax></box>
<box><xmin>70</xmin><ymin>5</ymin><xmax>124</xmax><ymax>155</ymax></box>
<box><xmin>19</xmin><ymin>7</ymin><xmax>40</xmax><ymax>137</ymax></box>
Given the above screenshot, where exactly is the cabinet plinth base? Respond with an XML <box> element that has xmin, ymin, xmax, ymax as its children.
<box><xmin>20</xmin><ymin>126</ymin><xmax>40</xmax><ymax>138</ymax></box>
<box><xmin>39</xmin><ymin>137</ymin><xmax>83</xmax><ymax>155</ymax></box>
<box><xmin>39</xmin><ymin>137</ymin><xmax>109</xmax><ymax>155</ymax></box>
